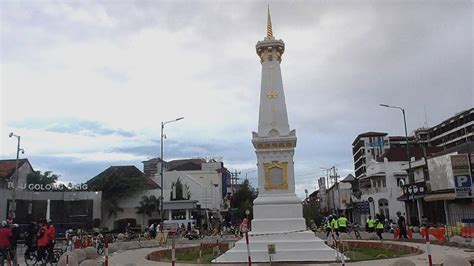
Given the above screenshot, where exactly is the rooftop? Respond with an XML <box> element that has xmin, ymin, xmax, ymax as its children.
<box><xmin>0</xmin><ymin>159</ymin><xmax>32</xmax><ymax>179</ymax></box>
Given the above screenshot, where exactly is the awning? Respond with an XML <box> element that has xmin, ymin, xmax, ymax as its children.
<box><xmin>424</xmin><ymin>193</ymin><xmax>456</xmax><ymax>202</ymax></box>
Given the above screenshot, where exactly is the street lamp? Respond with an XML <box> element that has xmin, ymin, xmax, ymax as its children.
<box><xmin>8</xmin><ymin>132</ymin><xmax>24</xmax><ymax>221</ymax></box>
<box><xmin>160</xmin><ymin>117</ymin><xmax>184</xmax><ymax>231</ymax></box>
<box><xmin>379</xmin><ymin>104</ymin><xmax>419</xmax><ymax>224</ymax></box>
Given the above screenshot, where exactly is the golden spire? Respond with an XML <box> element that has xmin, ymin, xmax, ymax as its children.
<box><xmin>266</xmin><ymin>5</ymin><xmax>273</xmax><ymax>39</ymax></box>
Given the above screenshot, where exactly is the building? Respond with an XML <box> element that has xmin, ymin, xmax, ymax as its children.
<box><xmin>351</xmin><ymin>107</ymin><xmax>473</xmax><ymax>226</ymax></box>
<box><xmin>0</xmin><ymin>158</ymin><xmax>101</xmax><ymax>229</ymax></box>
<box><xmin>352</xmin><ymin>132</ymin><xmax>417</xmax><ymax>179</ymax></box>
<box><xmin>325</xmin><ymin>174</ymin><xmax>352</xmax><ymax>216</ymax></box>
<box><xmin>0</xmin><ymin>159</ymin><xmax>34</xmax><ymax>190</ymax></box>
<box><xmin>87</xmin><ymin>165</ymin><xmax>160</xmax><ymax>230</ymax></box>
<box><xmin>142</xmin><ymin>158</ymin><xmax>231</xmax><ymax>226</ymax></box>
<box><xmin>317</xmin><ymin>177</ymin><xmax>329</xmax><ymax>214</ymax></box>
<box><xmin>428</xmin><ymin>108</ymin><xmax>473</xmax><ymax>149</ymax></box>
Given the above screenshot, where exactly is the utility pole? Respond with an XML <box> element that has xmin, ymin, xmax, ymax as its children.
<box><xmin>230</xmin><ymin>170</ymin><xmax>241</xmax><ymax>194</ymax></box>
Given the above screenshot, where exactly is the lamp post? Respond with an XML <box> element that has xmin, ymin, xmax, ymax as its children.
<box><xmin>379</xmin><ymin>104</ymin><xmax>419</xmax><ymax>224</ymax></box>
<box><xmin>160</xmin><ymin>117</ymin><xmax>184</xmax><ymax>231</ymax></box>
<box><xmin>8</xmin><ymin>132</ymin><xmax>24</xmax><ymax>221</ymax></box>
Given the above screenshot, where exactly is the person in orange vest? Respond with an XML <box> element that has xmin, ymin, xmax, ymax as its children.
<box><xmin>46</xmin><ymin>219</ymin><xmax>55</xmax><ymax>259</ymax></box>
<box><xmin>36</xmin><ymin>219</ymin><xmax>50</xmax><ymax>262</ymax></box>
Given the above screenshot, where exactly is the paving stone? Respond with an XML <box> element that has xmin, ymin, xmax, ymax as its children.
<box><xmin>58</xmin><ymin>252</ymin><xmax>79</xmax><ymax>266</ymax></box>
<box><xmin>108</xmin><ymin>243</ymin><xmax>118</xmax><ymax>253</ymax></box>
<box><xmin>79</xmin><ymin>259</ymin><xmax>98</xmax><ymax>266</ymax></box>
<box><xmin>390</xmin><ymin>258</ymin><xmax>416</xmax><ymax>266</ymax></box>
<box><xmin>450</xmin><ymin>236</ymin><xmax>467</xmax><ymax>246</ymax></box>
<box><xmin>72</xmin><ymin>249</ymin><xmax>87</xmax><ymax>263</ymax></box>
<box><xmin>443</xmin><ymin>255</ymin><xmax>470</xmax><ymax>266</ymax></box>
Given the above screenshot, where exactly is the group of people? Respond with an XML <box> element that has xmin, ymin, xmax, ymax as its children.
<box><xmin>366</xmin><ymin>211</ymin><xmax>407</xmax><ymax>240</ymax></box>
<box><xmin>324</xmin><ymin>213</ymin><xmax>350</xmax><ymax>237</ymax></box>
<box><xmin>365</xmin><ymin>215</ymin><xmax>386</xmax><ymax>239</ymax></box>
<box><xmin>0</xmin><ymin>218</ymin><xmax>56</xmax><ymax>263</ymax></box>
<box><xmin>324</xmin><ymin>211</ymin><xmax>409</xmax><ymax>241</ymax></box>
<box><xmin>25</xmin><ymin>219</ymin><xmax>56</xmax><ymax>262</ymax></box>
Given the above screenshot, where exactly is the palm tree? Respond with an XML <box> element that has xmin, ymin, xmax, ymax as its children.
<box><xmin>103</xmin><ymin>198</ymin><xmax>123</xmax><ymax>219</ymax></box>
<box><xmin>136</xmin><ymin>195</ymin><xmax>160</xmax><ymax>225</ymax></box>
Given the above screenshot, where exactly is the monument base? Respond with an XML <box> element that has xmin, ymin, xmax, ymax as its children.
<box><xmin>213</xmin><ymin>231</ymin><xmax>337</xmax><ymax>263</ymax></box>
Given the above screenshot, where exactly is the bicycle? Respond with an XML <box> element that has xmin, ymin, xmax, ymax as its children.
<box><xmin>24</xmin><ymin>246</ymin><xmax>62</xmax><ymax>266</ymax></box>
<box><xmin>347</xmin><ymin>224</ymin><xmax>362</xmax><ymax>240</ymax></box>
<box><xmin>0</xmin><ymin>247</ymin><xmax>13</xmax><ymax>266</ymax></box>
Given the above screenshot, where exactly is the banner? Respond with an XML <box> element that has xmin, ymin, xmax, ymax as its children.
<box><xmin>451</xmin><ymin>154</ymin><xmax>472</xmax><ymax>198</ymax></box>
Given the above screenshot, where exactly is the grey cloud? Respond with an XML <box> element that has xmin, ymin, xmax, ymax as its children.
<box><xmin>10</xmin><ymin>118</ymin><xmax>135</xmax><ymax>137</ymax></box>
<box><xmin>2</xmin><ymin>1</ymin><xmax>471</xmax><ymax>193</ymax></box>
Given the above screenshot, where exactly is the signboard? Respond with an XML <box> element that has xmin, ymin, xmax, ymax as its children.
<box><xmin>451</xmin><ymin>154</ymin><xmax>473</xmax><ymax>198</ymax></box>
<box><xmin>267</xmin><ymin>244</ymin><xmax>276</xmax><ymax>254</ymax></box>
<box><xmin>356</xmin><ymin>201</ymin><xmax>370</xmax><ymax>214</ymax></box>
<box><xmin>402</xmin><ymin>183</ymin><xmax>426</xmax><ymax>196</ymax></box>
<box><xmin>368</xmin><ymin>140</ymin><xmax>385</xmax><ymax>147</ymax></box>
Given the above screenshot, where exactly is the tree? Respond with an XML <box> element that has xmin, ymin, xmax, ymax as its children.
<box><xmin>103</xmin><ymin>198</ymin><xmax>123</xmax><ymax>219</ymax></box>
<box><xmin>302</xmin><ymin>199</ymin><xmax>323</xmax><ymax>227</ymax></box>
<box><xmin>27</xmin><ymin>171</ymin><xmax>59</xmax><ymax>189</ymax></box>
<box><xmin>87</xmin><ymin>167</ymin><xmax>149</xmax><ymax>219</ymax></box>
<box><xmin>170</xmin><ymin>178</ymin><xmax>191</xmax><ymax>200</ymax></box>
<box><xmin>136</xmin><ymin>195</ymin><xmax>160</xmax><ymax>225</ymax></box>
<box><xmin>230</xmin><ymin>179</ymin><xmax>257</xmax><ymax>223</ymax></box>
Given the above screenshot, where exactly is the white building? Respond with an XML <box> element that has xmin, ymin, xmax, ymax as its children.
<box><xmin>357</xmin><ymin>153</ymin><xmax>407</xmax><ymax>225</ymax></box>
<box><xmin>326</xmin><ymin>175</ymin><xmax>353</xmax><ymax>215</ymax></box>
<box><xmin>143</xmin><ymin>158</ymin><xmax>230</xmax><ymax>222</ymax></box>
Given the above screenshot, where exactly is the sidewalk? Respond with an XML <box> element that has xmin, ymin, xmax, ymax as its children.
<box><xmin>108</xmin><ymin>239</ymin><xmax>474</xmax><ymax>266</ymax></box>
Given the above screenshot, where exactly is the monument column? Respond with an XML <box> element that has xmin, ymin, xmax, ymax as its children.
<box><xmin>250</xmin><ymin>7</ymin><xmax>304</xmax><ymax>234</ymax></box>
<box><xmin>215</xmin><ymin>7</ymin><xmax>336</xmax><ymax>263</ymax></box>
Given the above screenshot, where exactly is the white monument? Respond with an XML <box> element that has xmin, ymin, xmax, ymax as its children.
<box><xmin>215</xmin><ymin>8</ymin><xmax>336</xmax><ymax>263</ymax></box>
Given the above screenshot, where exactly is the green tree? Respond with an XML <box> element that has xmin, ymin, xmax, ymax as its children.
<box><xmin>87</xmin><ymin>167</ymin><xmax>149</xmax><ymax>219</ymax></box>
<box><xmin>136</xmin><ymin>195</ymin><xmax>160</xmax><ymax>225</ymax></box>
<box><xmin>170</xmin><ymin>177</ymin><xmax>191</xmax><ymax>200</ymax></box>
<box><xmin>230</xmin><ymin>179</ymin><xmax>257</xmax><ymax>222</ymax></box>
<box><xmin>27</xmin><ymin>171</ymin><xmax>59</xmax><ymax>189</ymax></box>
<box><xmin>103</xmin><ymin>198</ymin><xmax>123</xmax><ymax>219</ymax></box>
<box><xmin>302</xmin><ymin>199</ymin><xmax>323</xmax><ymax>227</ymax></box>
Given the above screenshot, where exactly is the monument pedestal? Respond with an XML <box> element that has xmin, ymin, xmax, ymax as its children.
<box><xmin>214</xmin><ymin>230</ymin><xmax>336</xmax><ymax>263</ymax></box>
<box><xmin>214</xmin><ymin>194</ymin><xmax>337</xmax><ymax>263</ymax></box>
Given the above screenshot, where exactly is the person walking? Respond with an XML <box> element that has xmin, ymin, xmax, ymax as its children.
<box><xmin>337</xmin><ymin>214</ymin><xmax>348</xmax><ymax>233</ymax></box>
<box><xmin>366</xmin><ymin>216</ymin><xmax>375</xmax><ymax>233</ymax></box>
<box><xmin>46</xmin><ymin>219</ymin><xmax>55</xmax><ymax>261</ymax></box>
<box><xmin>330</xmin><ymin>215</ymin><xmax>339</xmax><ymax>237</ymax></box>
<box><xmin>375</xmin><ymin>216</ymin><xmax>384</xmax><ymax>240</ymax></box>
<box><xmin>0</xmin><ymin>221</ymin><xmax>13</xmax><ymax>263</ymax></box>
<box><xmin>149</xmin><ymin>223</ymin><xmax>155</xmax><ymax>238</ymax></box>
<box><xmin>36</xmin><ymin>219</ymin><xmax>50</xmax><ymax>263</ymax></box>
<box><xmin>325</xmin><ymin>215</ymin><xmax>333</xmax><ymax>238</ymax></box>
<box><xmin>24</xmin><ymin>221</ymin><xmax>38</xmax><ymax>260</ymax></box>
<box><xmin>396</xmin><ymin>211</ymin><xmax>408</xmax><ymax>239</ymax></box>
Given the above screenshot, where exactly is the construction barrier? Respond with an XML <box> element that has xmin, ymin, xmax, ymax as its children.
<box><xmin>421</xmin><ymin>227</ymin><xmax>447</xmax><ymax>243</ymax></box>
<box><xmin>461</xmin><ymin>226</ymin><xmax>474</xmax><ymax>238</ymax></box>
<box><xmin>446</xmin><ymin>225</ymin><xmax>462</xmax><ymax>237</ymax></box>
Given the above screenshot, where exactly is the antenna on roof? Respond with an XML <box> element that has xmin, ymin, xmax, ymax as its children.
<box><xmin>424</xmin><ymin>104</ymin><xmax>429</xmax><ymax>128</ymax></box>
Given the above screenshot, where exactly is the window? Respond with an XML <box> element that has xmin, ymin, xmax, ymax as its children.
<box><xmin>171</xmin><ymin>210</ymin><xmax>187</xmax><ymax>220</ymax></box>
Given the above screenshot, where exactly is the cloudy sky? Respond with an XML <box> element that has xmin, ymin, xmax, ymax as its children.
<box><xmin>1</xmin><ymin>0</ymin><xmax>472</xmax><ymax>199</ymax></box>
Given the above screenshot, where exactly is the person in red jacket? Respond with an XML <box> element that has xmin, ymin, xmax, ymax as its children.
<box><xmin>46</xmin><ymin>219</ymin><xmax>55</xmax><ymax>258</ymax></box>
<box><xmin>0</xmin><ymin>221</ymin><xmax>13</xmax><ymax>261</ymax></box>
<box><xmin>37</xmin><ymin>219</ymin><xmax>49</xmax><ymax>262</ymax></box>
